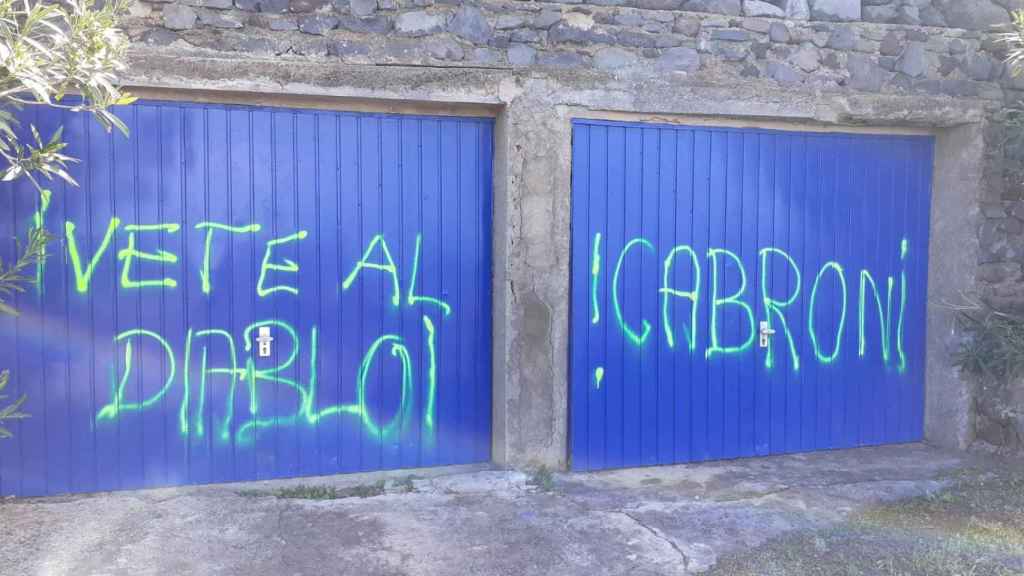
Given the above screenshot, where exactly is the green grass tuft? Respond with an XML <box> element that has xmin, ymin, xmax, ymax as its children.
<box><xmin>237</xmin><ymin>480</ymin><xmax>388</xmax><ymax>501</ymax></box>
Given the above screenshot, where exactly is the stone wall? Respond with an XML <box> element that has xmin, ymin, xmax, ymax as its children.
<box><xmin>971</xmin><ymin>106</ymin><xmax>1024</xmax><ymax>454</ymax></box>
<box><xmin>129</xmin><ymin>0</ymin><xmax>1016</xmax><ymax>101</ymax></box>
<box><xmin>120</xmin><ymin>0</ymin><xmax>1024</xmax><ymax>462</ymax></box>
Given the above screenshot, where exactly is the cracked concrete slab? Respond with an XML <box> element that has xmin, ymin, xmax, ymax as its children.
<box><xmin>0</xmin><ymin>444</ymin><xmax>981</xmax><ymax>575</ymax></box>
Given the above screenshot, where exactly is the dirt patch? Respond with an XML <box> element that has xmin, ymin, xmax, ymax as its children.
<box><xmin>707</xmin><ymin>461</ymin><xmax>1024</xmax><ymax>576</ymax></box>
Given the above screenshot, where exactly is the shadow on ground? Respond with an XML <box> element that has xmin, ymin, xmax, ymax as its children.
<box><xmin>1</xmin><ymin>444</ymin><xmax>1020</xmax><ymax>575</ymax></box>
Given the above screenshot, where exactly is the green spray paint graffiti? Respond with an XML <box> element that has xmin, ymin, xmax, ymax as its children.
<box><xmin>706</xmin><ymin>248</ymin><xmax>756</xmax><ymax>359</ymax></box>
<box><xmin>612</xmin><ymin>237</ymin><xmax>654</xmax><ymax>347</ymax></box>
<box><xmin>760</xmin><ymin>247</ymin><xmax>801</xmax><ymax>371</ymax></box>
<box><xmin>808</xmin><ymin>261</ymin><xmax>848</xmax><ymax>365</ymax></box>
<box><xmin>95</xmin><ymin>316</ymin><xmax>439</xmax><ymax>445</ymax></box>
<box><xmin>590</xmin><ymin>233</ymin><xmax>913</xmax><ymax>373</ymax></box>
<box><xmin>58</xmin><ymin>218</ymin><xmax>453</xmax><ymax>308</ymax></box>
<box><xmin>257</xmin><ymin>231</ymin><xmax>309</xmax><ymax>297</ymax></box>
<box><xmin>342</xmin><ymin>233</ymin><xmax>401</xmax><ymax>307</ymax></box>
<box><xmin>660</xmin><ymin>245</ymin><xmax>700</xmax><ymax>352</ymax></box>
<box><xmin>118</xmin><ymin>223</ymin><xmax>181</xmax><ymax>290</ymax></box>
<box><xmin>591</xmin><ymin>233</ymin><xmax>602</xmax><ymax>326</ymax></box>
<box><xmin>196</xmin><ymin>222</ymin><xmax>261</xmax><ymax>295</ymax></box>
<box><xmin>66</xmin><ymin>217</ymin><xmax>120</xmax><ymax>294</ymax></box>
<box><xmin>38</xmin><ymin>216</ymin><xmax>458</xmax><ymax>445</ymax></box>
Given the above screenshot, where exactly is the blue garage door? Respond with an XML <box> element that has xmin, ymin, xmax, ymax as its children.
<box><xmin>0</xmin><ymin>100</ymin><xmax>493</xmax><ymax>496</ymax></box>
<box><xmin>570</xmin><ymin>119</ymin><xmax>933</xmax><ymax>471</ymax></box>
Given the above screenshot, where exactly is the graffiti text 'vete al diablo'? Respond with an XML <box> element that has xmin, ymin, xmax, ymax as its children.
<box><xmin>43</xmin><ymin>216</ymin><xmax>451</xmax><ymax>444</ymax></box>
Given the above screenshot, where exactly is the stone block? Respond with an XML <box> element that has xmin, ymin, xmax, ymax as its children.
<box><xmin>350</xmin><ymin>0</ymin><xmax>376</xmax><ymax>17</ymax></box>
<box><xmin>198</xmin><ymin>8</ymin><xmax>243</xmax><ymax>27</ymax></box>
<box><xmin>426</xmin><ymin>37</ymin><xmax>465</xmax><ymax>60</ymax></box>
<box><xmin>531</xmin><ymin>11</ymin><xmax>562</xmax><ymax>29</ymax></box>
<box><xmin>713</xmin><ymin>41</ymin><xmax>749</xmax><ymax>60</ymax></box>
<box><xmin>846</xmin><ymin>52</ymin><xmax>887</xmax><ymax>91</ymax></box>
<box><xmin>864</xmin><ymin>4</ymin><xmax>897</xmax><ymax>23</ymax></box>
<box><xmin>938</xmin><ymin>55</ymin><xmax>960</xmax><ymax>76</ymax></box>
<box><xmin>508</xmin><ymin>43</ymin><xmax>537</xmax><ymax>66</ymax></box>
<box><xmin>920</xmin><ymin>5</ymin><xmax>946</xmax><ymax>27</ymax></box>
<box><xmin>548</xmin><ymin>22</ymin><xmax>615</xmax><ymax>45</ymax></box>
<box><xmin>742</xmin><ymin>19</ymin><xmax>772</xmax><ymax>33</ymax></box>
<box><xmin>967</xmin><ymin>54</ymin><xmax>998</xmax><ymax>82</ymax></box>
<box><xmin>288</xmin><ymin>0</ymin><xmax>325</xmax><ymax>12</ymax></box>
<box><xmin>471</xmin><ymin>47</ymin><xmax>502</xmax><ymax>65</ymax></box>
<box><xmin>327</xmin><ymin>39</ymin><xmax>370</xmax><ymax>57</ymax></box>
<box><xmin>298</xmin><ymin>13</ymin><xmax>338</xmax><ymax>34</ymax></box>
<box><xmin>163</xmin><ymin>4</ymin><xmax>197</xmax><ymax>30</ymax></box>
<box><xmin>939</xmin><ymin>0</ymin><xmax>1009</xmax><ymax>31</ymax></box>
<box><xmin>880</xmin><ymin>31</ymin><xmax>902</xmax><ymax>57</ymax></box>
<box><xmin>674</xmin><ymin>17</ymin><xmax>701</xmax><ymax>36</ymax></box>
<box><xmin>656</xmin><ymin>45</ymin><xmax>701</xmax><ymax>71</ymax></box>
<box><xmin>897</xmin><ymin>42</ymin><xmax>928</xmax><ymax>77</ymax></box>
<box><xmin>537</xmin><ymin>50</ymin><xmax>591</xmax><ymax>68</ymax></box>
<box><xmin>766</xmin><ymin>60</ymin><xmax>804</xmax><ymax>83</ymax></box>
<box><xmin>768</xmin><ymin>21</ymin><xmax>790</xmax><ymax>43</ymax></box>
<box><xmin>744</xmin><ymin>0</ymin><xmax>785</xmax><ymax>18</ymax></box>
<box><xmin>395</xmin><ymin>10</ymin><xmax>445</xmax><ymax>36</ymax></box>
<box><xmin>510</xmin><ymin>29</ymin><xmax>541</xmax><ymax>43</ymax></box>
<box><xmin>336</xmin><ymin>14</ymin><xmax>392</xmax><ymax>33</ymax></box>
<box><xmin>785</xmin><ymin>0</ymin><xmax>809</xmax><ymax>19</ymax></box>
<box><xmin>616</xmin><ymin>29</ymin><xmax>658</xmax><ymax>47</ymax></box>
<box><xmin>790</xmin><ymin>44</ymin><xmax>820</xmax><ymax>71</ymax></box>
<box><xmin>140</xmin><ymin>28</ymin><xmax>180</xmax><ymax>46</ymax></box>
<box><xmin>594</xmin><ymin>46</ymin><xmax>639</xmax><ymax>70</ymax></box>
<box><xmin>809</xmin><ymin>0</ymin><xmax>860</xmax><ymax>22</ymax></box>
<box><xmin>495</xmin><ymin>14</ymin><xmax>525</xmax><ymax>30</ymax></box>
<box><xmin>182</xmin><ymin>0</ymin><xmax>234</xmax><ymax>9</ymax></box>
<box><xmin>710</xmin><ymin>28</ymin><xmax>751</xmax><ymax>41</ymax></box>
<box><xmin>636</xmin><ymin>0</ymin><xmax>685</xmax><ymax>8</ymax></box>
<box><xmin>449</xmin><ymin>5</ymin><xmax>492</xmax><ymax>44</ymax></box>
<box><xmin>827</xmin><ymin>26</ymin><xmax>857</xmax><ymax>50</ymax></box>
<box><xmin>683</xmin><ymin>0</ymin><xmax>742</xmax><ymax>16</ymax></box>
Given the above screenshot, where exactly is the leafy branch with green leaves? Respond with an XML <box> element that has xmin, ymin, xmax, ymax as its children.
<box><xmin>998</xmin><ymin>10</ymin><xmax>1024</xmax><ymax>77</ymax></box>
<box><xmin>0</xmin><ymin>369</ymin><xmax>27</xmax><ymax>439</ymax></box>
<box><xmin>0</xmin><ymin>0</ymin><xmax>132</xmax><ymax>440</ymax></box>
<box><xmin>0</xmin><ymin>226</ymin><xmax>50</xmax><ymax>317</ymax></box>
<box><xmin>949</xmin><ymin>295</ymin><xmax>1024</xmax><ymax>386</ymax></box>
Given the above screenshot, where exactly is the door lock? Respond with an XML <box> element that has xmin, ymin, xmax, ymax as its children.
<box><xmin>759</xmin><ymin>321</ymin><xmax>775</xmax><ymax>349</ymax></box>
<box><xmin>256</xmin><ymin>326</ymin><xmax>274</xmax><ymax>358</ymax></box>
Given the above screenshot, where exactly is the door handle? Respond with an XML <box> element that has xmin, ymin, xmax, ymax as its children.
<box><xmin>256</xmin><ymin>326</ymin><xmax>274</xmax><ymax>358</ymax></box>
<box><xmin>759</xmin><ymin>321</ymin><xmax>775</xmax><ymax>349</ymax></box>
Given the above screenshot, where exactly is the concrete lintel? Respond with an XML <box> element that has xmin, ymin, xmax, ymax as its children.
<box><xmin>126</xmin><ymin>85</ymin><xmax>503</xmax><ymax>118</ymax></box>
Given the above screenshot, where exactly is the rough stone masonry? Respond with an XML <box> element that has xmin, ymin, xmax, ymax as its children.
<box><xmin>120</xmin><ymin>0</ymin><xmax>1024</xmax><ymax>465</ymax></box>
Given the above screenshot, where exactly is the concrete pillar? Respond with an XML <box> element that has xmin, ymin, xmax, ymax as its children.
<box><xmin>492</xmin><ymin>96</ymin><xmax>572</xmax><ymax>469</ymax></box>
<box><xmin>925</xmin><ymin>122</ymin><xmax>986</xmax><ymax>450</ymax></box>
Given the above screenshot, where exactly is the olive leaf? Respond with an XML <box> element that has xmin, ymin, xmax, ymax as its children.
<box><xmin>0</xmin><ymin>369</ymin><xmax>29</xmax><ymax>439</ymax></box>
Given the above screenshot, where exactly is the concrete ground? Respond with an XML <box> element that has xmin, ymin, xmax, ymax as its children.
<box><xmin>0</xmin><ymin>444</ymin><xmax>1008</xmax><ymax>576</ymax></box>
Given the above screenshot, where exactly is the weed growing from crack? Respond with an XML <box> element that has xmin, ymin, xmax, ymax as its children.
<box><xmin>236</xmin><ymin>480</ymin><xmax>387</xmax><ymax>501</ymax></box>
<box><xmin>527</xmin><ymin>465</ymin><xmax>555</xmax><ymax>492</ymax></box>
<box><xmin>394</xmin><ymin>475</ymin><xmax>418</xmax><ymax>493</ymax></box>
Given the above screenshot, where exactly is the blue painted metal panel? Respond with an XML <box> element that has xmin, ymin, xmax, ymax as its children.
<box><xmin>570</xmin><ymin>119</ymin><xmax>934</xmax><ymax>471</ymax></box>
<box><xmin>0</xmin><ymin>100</ymin><xmax>493</xmax><ymax>496</ymax></box>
